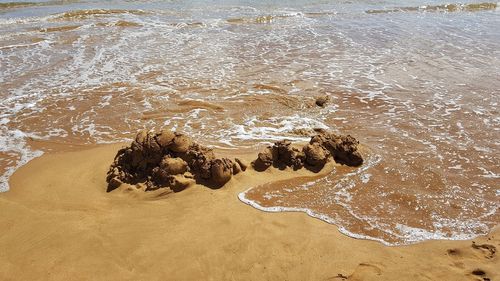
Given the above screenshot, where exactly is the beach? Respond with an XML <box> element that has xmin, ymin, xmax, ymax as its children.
<box><xmin>0</xmin><ymin>143</ymin><xmax>498</xmax><ymax>280</ymax></box>
<box><xmin>1</xmin><ymin>0</ymin><xmax>499</xmax><ymax>279</ymax></box>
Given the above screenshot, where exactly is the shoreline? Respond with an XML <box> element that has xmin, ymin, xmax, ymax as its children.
<box><xmin>0</xmin><ymin>143</ymin><xmax>498</xmax><ymax>280</ymax></box>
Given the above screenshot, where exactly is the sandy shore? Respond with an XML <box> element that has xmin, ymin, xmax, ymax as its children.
<box><xmin>0</xmin><ymin>144</ymin><xmax>498</xmax><ymax>281</ymax></box>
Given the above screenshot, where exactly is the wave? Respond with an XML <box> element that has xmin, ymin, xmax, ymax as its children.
<box><xmin>0</xmin><ymin>2</ymin><xmax>39</xmax><ymax>9</ymax></box>
<box><xmin>39</xmin><ymin>24</ymin><xmax>80</xmax><ymax>32</ymax></box>
<box><xmin>366</xmin><ymin>2</ymin><xmax>498</xmax><ymax>14</ymax></box>
<box><xmin>0</xmin><ymin>0</ymin><xmax>81</xmax><ymax>11</ymax></box>
<box><xmin>53</xmin><ymin>9</ymin><xmax>149</xmax><ymax>20</ymax></box>
<box><xmin>227</xmin><ymin>12</ymin><xmax>305</xmax><ymax>24</ymax></box>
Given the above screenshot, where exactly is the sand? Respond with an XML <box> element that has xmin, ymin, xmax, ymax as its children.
<box><xmin>0</xmin><ymin>144</ymin><xmax>498</xmax><ymax>281</ymax></box>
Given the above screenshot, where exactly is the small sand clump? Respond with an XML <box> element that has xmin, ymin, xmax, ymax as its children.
<box><xmin>253</xmin><ymin>147</ymin><xmax>275</xmax><ymax>171</ymax></box>
<box><xmin>106</xmin><ymin>130</ymin><xmax>241</xmax><ymax>192</ymax></box>
<box><xmin>234</xmin><ymin>158</ymin><xmax>248</xmax><ymax>171</ymax></box>
<box><xmin>315</xmin><ymin>96</ymin><xmax>329</xmax><ymax>107</ymax></box>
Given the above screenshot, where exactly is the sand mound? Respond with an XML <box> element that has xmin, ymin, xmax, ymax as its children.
<box><xmin>106</xmin><ymin>130</ymin><xmax>246</xmax><ymax>192</ymax></box>
<box><xmin>253</xmin><ymin>131</ymin><xmax>363</xmax><ymax>171</ymax></box>
<box><xmin>310</xmin><ymin>132</ymin><xmax>363</xmax><ymax>166</ymax></box>
<box><xmin>106</xmin><ymin>129</ymin><xmax>361</xmax><ymax>192</ymax></box>
<box><xmin>315</xmin><ymin>95</ymin><xmax>329</xmax><ymax>107</ymax></box>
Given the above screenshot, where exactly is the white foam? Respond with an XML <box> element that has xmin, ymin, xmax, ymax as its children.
<box><xmin>0</xmin><ymin>128</ymin><xmax>44</xmax><ymax>192</ymax></box>
<box><xmin>360</xmin><ymin>173</ymin><xmax>371</xmax><ymax>183</ymax></box>
<box><xmin>0</xmin><ymin>14</ymin><xmax>54</xmax><ymax>26</ymax></box>
<box><xmin>477</xmin><ymin>167</ymin><xmax>500</xmax><ymax>179</ymax></box>
<box><xmin>0</xmin><ymin>40</ymin><xmax>46</xmax><ymax>50</ymax></box>
<box><xmin>220</xmin><ymin>115</ymin><xmax>330</xmax><ymax>145</ymax></box>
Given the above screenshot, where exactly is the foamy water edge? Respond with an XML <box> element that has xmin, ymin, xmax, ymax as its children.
<box><xmin>0</xmin><ymin>129</ymin><xmax>44</xmax><ymax>192</ymax></box>
<box><xmin>238</xmin><ymin>187</ymin><xmax>485</xmax><ymax>246</ymax></box>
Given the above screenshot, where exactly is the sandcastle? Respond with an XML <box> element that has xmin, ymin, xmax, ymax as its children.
<box><xmin>106</xmin><ymin>129</ymin><xmax>363</xmax><ymax>192</ymax></box>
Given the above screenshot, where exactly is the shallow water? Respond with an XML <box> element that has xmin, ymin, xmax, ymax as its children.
<box><xmin>0</xmin><ymin>0</ymin><xmax>499</xmax><ymax>245</ymax></box>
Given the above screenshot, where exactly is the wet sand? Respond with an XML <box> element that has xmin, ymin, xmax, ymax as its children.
<box><xmin>0</xmin><ymin>144</ymin><xmax>498</xmax><ymax>280</ymax></box>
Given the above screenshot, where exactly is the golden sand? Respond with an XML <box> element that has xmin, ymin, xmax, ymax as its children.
<box><xmin>0</xmin><ymin>144</ymin><xmax>498</xmax><ymax>280</ymax></box>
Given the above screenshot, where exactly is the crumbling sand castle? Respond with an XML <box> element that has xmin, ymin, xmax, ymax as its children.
<box><xmin>106</xmin><ymin>129</ymin><xmax>363</xmax><ymax>192</ymax></box>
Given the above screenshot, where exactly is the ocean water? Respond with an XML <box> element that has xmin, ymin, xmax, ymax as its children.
<box><xmin>0</xmin><ymin>0</ymin><xmax>499</xmax><ymax>245</ymax></box>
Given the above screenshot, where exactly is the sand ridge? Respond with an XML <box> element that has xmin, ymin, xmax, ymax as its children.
<box><xmin>0</xmin><ymin>144</ymin><xmax>498</xmax><ymax>280</ymax></box>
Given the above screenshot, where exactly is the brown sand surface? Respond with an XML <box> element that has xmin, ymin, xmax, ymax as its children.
<box><xmin>0</xmin><ymin>144</ymin><xmax>498</xmax><ymax>281</ymax></box>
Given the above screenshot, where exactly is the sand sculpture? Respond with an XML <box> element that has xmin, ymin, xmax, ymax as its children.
<box><xmin>106</xmin><ymin>129</ymin><xmax>363</xmax><ymax>192</ymax></box>
<box><xmin>253</xmin><ymin>131</ymin><xmax>363</xmax><ymax>171</ymax></box>
<box><xmin>106</xmin><ymin>130</ymin><xmax>246</xmax><ymax>192</ymax></box>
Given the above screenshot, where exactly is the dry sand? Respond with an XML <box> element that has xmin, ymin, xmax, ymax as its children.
<box><xmin>0</xmin><ymin>144</ymin><xmax>498</xmax><ymax>280</ymax></box>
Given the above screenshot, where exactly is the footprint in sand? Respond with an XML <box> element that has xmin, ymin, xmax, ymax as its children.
<box><xmin>471</xmin><ymin>268</ymin><xmax>491</xmax><ymax>281</ymax></box>
<box><xmin>471</xmin><ymin>242</ymin><xmax>497</xmax><ymax>260</ymax></box>
<box><xmin>325</xmin><ymin>263</ymin><xmax>382</xmax><ymax>281</ymax></box>
<box><xmin>446</xmin><ymin>240</ymin><xmax>497</xmax><ymax>281</ymax></box>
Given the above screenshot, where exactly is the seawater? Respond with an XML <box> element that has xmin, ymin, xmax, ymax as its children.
<box><xmin>0</xmin><ymin>0</ymin><xmax>499</xmax><ymax>245</ymax></box>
